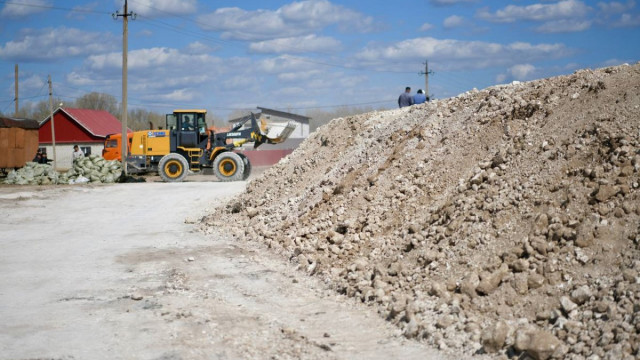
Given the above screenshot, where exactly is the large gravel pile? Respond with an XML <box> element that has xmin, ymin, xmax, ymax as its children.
<box><xmin>204</xmin><ymin>63</ymin><xmax>640</xmax><ymax>359</ymax></box>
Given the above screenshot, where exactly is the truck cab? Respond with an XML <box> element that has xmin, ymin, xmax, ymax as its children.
<box><xmin>166</xmin><ymin>109</ymin><xmax>208</xmax><ymax>149</ymax></box>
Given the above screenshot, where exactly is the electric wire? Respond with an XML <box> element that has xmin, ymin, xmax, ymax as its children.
<box><xmin>129</xmin><ymin>1</ymin><xmax>419</xmax><ymax>74</ymax></box>
<box><xmin>1</xmin><ymin>1</ymin><xmax>444</xmax><ymax>111</ymax></box>
<box><xmin>0</xmin><ymin>0</ymin><xmax>111</xmax><ymax>15</ymax></box>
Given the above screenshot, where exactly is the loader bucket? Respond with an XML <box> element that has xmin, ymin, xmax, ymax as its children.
<box><xmin>249</xmin><ymin>113</ymin><xmax>297</xmax><ymax>149</ymax></box>
<box><xmin>262</xmin><ymin>121</ymin><xmax>297</xmax><ymax>144</ymax></box>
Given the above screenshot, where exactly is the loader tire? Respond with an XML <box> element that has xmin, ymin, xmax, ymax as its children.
<box><xmin>213</xmin><ymin>152</ymin><xmax>245</xmax><ymax>182</ymax></box>
<box><xmin>159</xmin><ymin>153</ymin><xmax>189</xmax><ymax>182</ymax></box>
<box><xmin>238</xmin><ymin>153</ymin><xmax>252</xmax><ymax>180</ymax></box>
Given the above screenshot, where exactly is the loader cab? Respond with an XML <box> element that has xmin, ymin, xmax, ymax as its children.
<box><xmin>166</xmin><ymin>109</ymin><xmax>207</xmax><ymax>149</ymax></box>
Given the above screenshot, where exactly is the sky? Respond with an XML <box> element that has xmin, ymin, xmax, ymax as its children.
<box><xmin>0</xmin><ymin>0</ymin><xmax>639</xmax><ymax>120</ymax></box>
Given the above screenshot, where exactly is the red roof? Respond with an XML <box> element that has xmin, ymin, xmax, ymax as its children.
<box><xmin>41</xmin><ymin>108</ymin><xmax>131</xmax><ymax>137</ymax></box>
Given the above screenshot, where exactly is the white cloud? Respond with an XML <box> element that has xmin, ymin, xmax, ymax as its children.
<box><xmin>273</xmin><ymin>86</ymin><xmax>306</xmax><ymax>97</ymax></box>
<box><xmin>597</xmin><ymin>0</ymin><xmax>636</xmax><ymax>14</ymax></box>
<box><xmin>86</xmin><ymin>47</ymin><xmax>223</xmax><ymax>73</ymax></box>
<box><xmin>123</xmin><ymin>0</ymin><xmax>197</xmax><ymax>18</ymax></box>
<box><xmin>197</xmin><ymin>7</ymin><xmax>290</xmax><ymax>41</ymax></box>
<box><xmin>1</xmin><ymin>0</ymin><xmax>51</xmax><ymax>18</ymax></box>
<box><xmin>593</xmin><ymin>1</ymin><xmax>640</xmax><ymax>27</ymax></box>
<box><xmin>66</xmin><ymin>2</ymin><xmax>99</xmax><ymax>20</ymax></box>
<box><xmin>12</xmin><ymin>74</ymin><xmax>47</xmax><ymax>99</ymax></box>
<box><xmin>279</xmin><ymin>0</ymin><xmax>374</xmax><ymax>31</ymax></box>
<box><xmin>249</xmin><ymin>35</ymin><xmax>342</xmax><ymax>54</ymax></box>
<box><xmin>355</xmin><ymin>37</ymin><xmax>570</xmax><ymax>71</ymax></box>
<box><xmin>153</xmin><ymin>89</ymin><xmax>197</xmax><ymax>102</ymax></box>
<box><xmin>477</xmin><ymin>0</ymin><xmax>591</xmax><ymax>23</ymax></box>
<box><xmin>196</xmin><ymin>0</ymin><xmax>376</xmax><ymax>41</ymax></box>
<box><xmin>534</xmin><ymin>19</ymin><xmax>592</xmax><ymax>33</ymax></box>
<box><xmin>0</xmin><ymin>27</ymin><xmax>118</xmax><ymax>62</ymax></box>
<box><xmin>443</xmin><ymin>15</ymin><xmax>466</xmax><ymax>29</ymax></box>
<box><xmin>430</xmin><ymin>0</ymin><xmax>477</xmax><ymax>6</ymax></box>
<box><xmin>186</xmin><ymin>41</ymin><xmax>217</xmax><ymax>55</ymax></box>
<box><xmin>70</xmin><ymin>46</ymin><xmax>234</xmax><ymax>106</ymax></box>
<box><xmin>509</xmin><ymin>64</ymin><xmax>536</xmax><ymax>79</ymax></box>
<box><xmin>257</xmin><ymin>55</ymin><xmax>316</xmax><ymax>74</ymax></box>
<box><xmin>612</xmin><ymin>13</ymin><xmax>640</xmax><ymax>27</ymax></box>
<box><xmin>495</xmin><ymin>73</ymin><xmax>507</xmax><ymax>83</ymax></box>
<box><xmin>602</xmin><ymin>58</ymin><xmax>628</xmax><ymax>66</ymax></box>
<box><xmin>22</xmin><ymin>74</ymin><xmax>45</xmax><ymax>88</ymax></box>
<box><xmin>222</xmin><ymin>76</ymin><xmax>258</xmax><ymax>91</ymax></box>
<box><xmin>66</xmin><ymin>72</ymin><xmax>118</xmax><ymax>87</ymax></box>
<box><xmin>277</xmin><ymin>70</ymin><xmax>323</xmax><ymax>82</ymax></box>
<box><xmin>420</xmin><ymin>23</ymin><xmax>434</xmax><ymax>31</ymax></box>
<box><xmin>137</xmin><ymin>29</ymin><xmax>153</xmax><ymax>37</ymax></box>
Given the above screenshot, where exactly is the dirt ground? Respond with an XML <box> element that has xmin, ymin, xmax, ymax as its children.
<box><xmin>0</xmin><ymin>176</ymin><xmax>450</xmax><ymax>360</ymax></box>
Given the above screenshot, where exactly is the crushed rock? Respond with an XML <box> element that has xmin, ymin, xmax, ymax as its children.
<box><xmin>203</xmin><ymin>63</ymin><xmax>640</xmax><ymax>359</ymax></box>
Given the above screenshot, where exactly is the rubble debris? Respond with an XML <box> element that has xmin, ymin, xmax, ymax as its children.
<box><xmin>204</xmin><ymin>63</ymin><xmax>640</xmax><ymax>358</ymax></box>
<box><xmin>3</xmin><ymin>154</ymin><xmax>123</xmax><ymax>185</ymax></box>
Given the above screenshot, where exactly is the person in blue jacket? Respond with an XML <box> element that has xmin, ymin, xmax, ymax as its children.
<box><xmin>414</xmin><ymin>89</ymin><xmax>427</xmax><ymax>104</ymax></box>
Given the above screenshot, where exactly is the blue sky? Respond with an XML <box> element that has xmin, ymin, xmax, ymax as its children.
<box><xmin>1</xmin><ymin>0</ymin><xmax>639</xmax><ymax>119</ymax></box>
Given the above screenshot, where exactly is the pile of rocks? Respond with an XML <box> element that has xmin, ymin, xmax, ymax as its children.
<box><xmin>62</xmin><ymin>154</ymin><xmax>123</xmax><ymax>184</ymax></box>
<box><xmin>3</xmin><ymin>162</ymin><xmax>61</xmax><ymax>185</ymax></box>
<box><xmin>204</xmin><ymin>63</ymin><xmax>640</xmax><ymax>359</ymax></box>
<box><xmin>4</xmin><ymin>155</ymin><xmax>123</xmax><ymax>185</ymax></box>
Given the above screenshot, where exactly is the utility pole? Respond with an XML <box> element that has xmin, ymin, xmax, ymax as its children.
<box><xmin>113</xmin><ymin>0</ymin><xmax>135</xmax><ymax>176</ymax></box>
<box><xmin>14</xmin><ymin>64</ymin><xmax>18</xmax><ymax>116</ymax></box>
<box><xmin>48</xmin><ymin>75</ymin><xmax>57</xmax><ymax>171</ymax></box>
<box><xmin>419</xmin><ymin>59</ymin><xmax>433</xmax><ymax>101</ymax></box>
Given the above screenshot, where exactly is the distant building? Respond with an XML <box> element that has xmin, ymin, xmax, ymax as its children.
<box><xmin>228</xmin><ymin>107</ymin><xmax>311</xmax><ymax>166</ymax></box>
<box><xmin>39</xmin><ymin>108</ymin><xmax>130</xmax><ymax>169</ymax></box>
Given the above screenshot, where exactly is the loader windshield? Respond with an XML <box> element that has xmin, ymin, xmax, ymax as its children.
<box><xmin>196</xmin><ymin>113</ymin><xmax>206</xmax><ymax>133</ymax></box>
<box><xmin>166</xmin><ymin>114</ymin><xmax>177</xmax><ymax>130</ymax></box>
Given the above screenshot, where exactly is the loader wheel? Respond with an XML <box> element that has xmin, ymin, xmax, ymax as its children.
<box><xmin>238</xmin><ymin>153</ymin><xmax>252</xmax><ymax>180</ymax></box>
<box><xmin>159</xmin><ymin>153</ymin><xmax>189</xmax><ymax>182</ymax></box>
<box><xmin>213</xmin><ymin>152</ymin><xmax>245</xmax><ymax>182</ymax></box>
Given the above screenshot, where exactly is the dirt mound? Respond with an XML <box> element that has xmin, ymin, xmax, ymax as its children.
<box><xmin>203</xmin><ymin>63</ymin><xmax>640</xmax><ymax>359</ymax></box>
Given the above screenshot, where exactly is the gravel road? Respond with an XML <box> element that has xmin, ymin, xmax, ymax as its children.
<box><xmin>0</xmin><ymin>180</ymin><xmax>449</xmax><ymax>360</ymax></box>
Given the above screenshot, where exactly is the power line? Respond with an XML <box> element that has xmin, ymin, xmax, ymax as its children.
<box><xmin>0</xmin><ymin>0</ymin><xmax>111</xmax><ymax>14</ymax></box>
<box><xmin>1</xmin><ymin>0</ymin><xmax>424</xmax><ymax>75</ymax></box>
<box><xmin>136</xmin><ymin>17</ymin><xmax>228</xmax><ymax>46</ymax></box>
<box><xmin>129</xmin><ymin>1</ymin><xmax>418</xmax><ymax>74</ymax></box>
<box><xmin>280</xmin><ymin>55</ymin><xmax>416</xmax><ymax>74</ymax></box>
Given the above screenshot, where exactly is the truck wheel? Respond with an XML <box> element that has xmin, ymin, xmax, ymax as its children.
<box><xmin>213</xmin><ymin>152</ymin><xmax>245</xmax><ymax>181</ymax></box>
<box><xmin>238</xmin><ymin>153</ymin><xmax>252</xmax><ymax>180</ymax></box>
<box><xmin>159</xmin><ymin>153</ymin><xmax>189</xmax><ymax>182</ymax></box>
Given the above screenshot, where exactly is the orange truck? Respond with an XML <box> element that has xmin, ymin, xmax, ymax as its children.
<box><xmin>102</xmin><ymin>132</ymin><xmax>132</xmax><ymax>161</ymax></box>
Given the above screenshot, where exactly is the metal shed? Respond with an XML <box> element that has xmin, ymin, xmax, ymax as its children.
<box><xmin>0</xmin><ymin>117</ymin><xmax>40</xmax><ymax>170</ymax></box>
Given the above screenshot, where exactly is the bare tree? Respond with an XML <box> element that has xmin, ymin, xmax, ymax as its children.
<box><xmin>33</xmin><ymin>98</ymin><xmax>64</xmax><ymax>121</ymax></box>
<box><xmin>227</xmin><ymin>109</ymin><xmax>253</xmax><ymax>121</ymax></box>
<box><xmin>206</xmin><ymin>110</ymin><xmax>227</xmax><ymax>128</ymax></box>
<box><xmin>75</xmin><ymin>92</ymin><xmax>119</xmax><ymax>116</ymax></box>
<box><xmin>3</xmin><ymin>98</ymin><xmax>64</xmax><ymax>121</ymax></box>
<box><xmin>127</xmin><ymin>108</ymin><xmax>165</xmax><ymax>131</ymax></box>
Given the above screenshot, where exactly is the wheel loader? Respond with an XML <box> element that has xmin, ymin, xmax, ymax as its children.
<box><xmin>102</xmin><ymin>109</ymin><xmax>296</xmax><ymax>182</ymax></box>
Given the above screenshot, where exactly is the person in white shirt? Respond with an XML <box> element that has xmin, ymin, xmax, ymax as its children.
<box><xmin>72</xmin><ymin>145</ymin><xmax>84</xmax><ymax>160</ymax></box>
